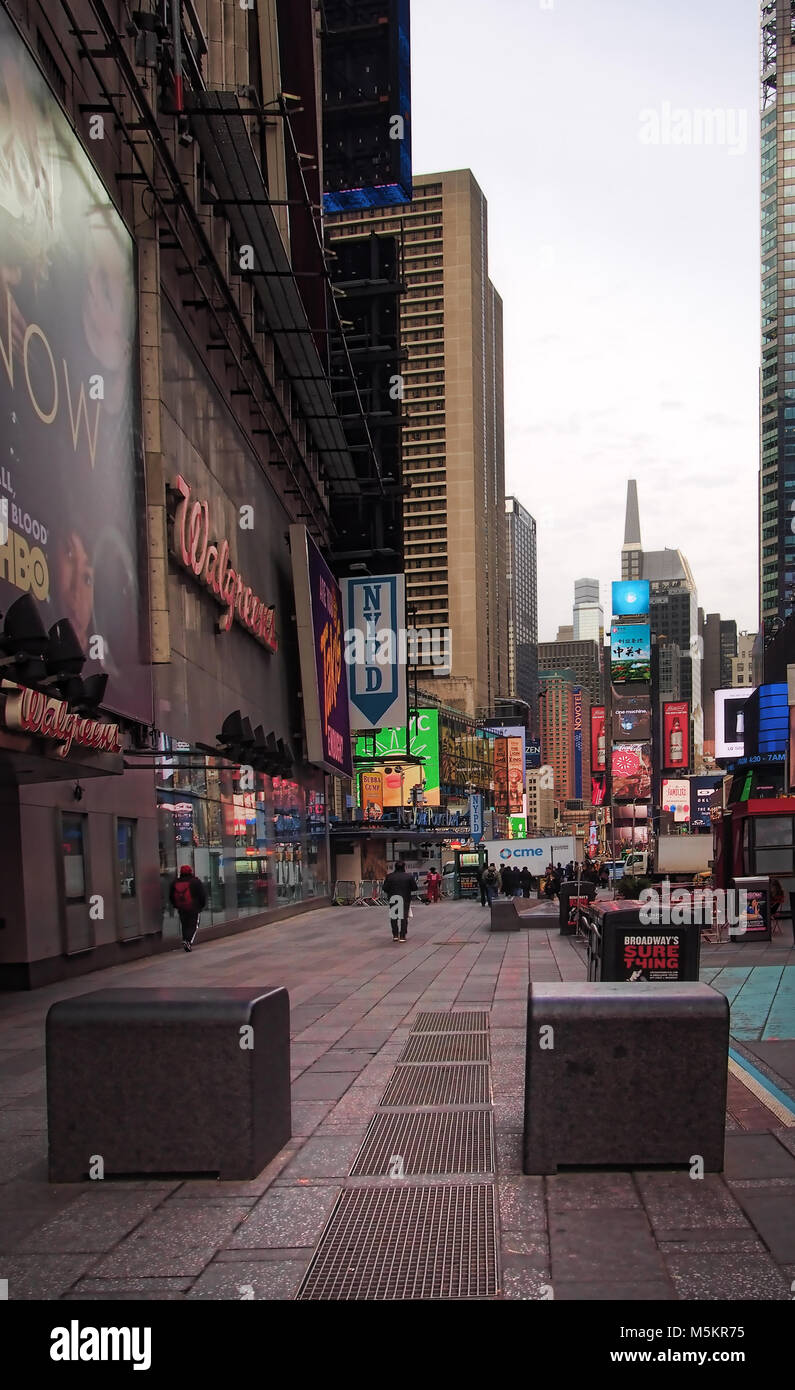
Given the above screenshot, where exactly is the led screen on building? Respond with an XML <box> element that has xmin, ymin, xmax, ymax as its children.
<box><xmin>610</xmin><ymin>624</ymin><xmax>651</xmax><ymax>683</ymax></box>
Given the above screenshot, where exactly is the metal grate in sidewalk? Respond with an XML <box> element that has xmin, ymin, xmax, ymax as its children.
<box><xmin>412</xmin><ymin>1011</ymin><xmax>489</xmax><ymax>1033</ymax></box>
<box><xmin>295</xmin><ymin>1183</ymin><xmax>498</xmax><ymax>1300</ymax></box>
<box><xmin>350</xmin><ymin>1109</ymin><xmax>494</xmax><ymax>1176</ymax></box>
<box><xmin>381</xmin><ymin>1063</ymin><xmax>490</xmax><ymax>1108</ymax></box>
<box><xmin>399</xmin><ymin>1032</ymin><xmax>489</xmax><ymax>1064</ymax></box>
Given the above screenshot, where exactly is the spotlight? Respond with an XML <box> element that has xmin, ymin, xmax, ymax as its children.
<box><xmin>0</xmin><ymin>593</ymin><xmax>49</xmax><ymax>657</ymax></box>
<box><xmin>45</xmin><ymin>620</ymin><xmax>85</xmax><ymax>678</ymax></box>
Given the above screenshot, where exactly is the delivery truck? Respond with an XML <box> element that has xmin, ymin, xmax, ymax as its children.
<box><xmin>482</xmin><ymin>836</ymin><xmax>582</xmax><ymax>870</ymax></box>
<box><xmin>623</xmin><ymin>836</ymin><xmax>713</xmax><ymax>881</ymax></box>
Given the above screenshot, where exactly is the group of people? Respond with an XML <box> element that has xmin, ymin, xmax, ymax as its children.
<box><xmin>475</xmin><ymin>862</ymin><xmax>535</xmax><ymax>906</ymax></box>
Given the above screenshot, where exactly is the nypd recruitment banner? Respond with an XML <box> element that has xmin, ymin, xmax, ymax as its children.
<box><xmin>341</xmin><ymin>574</ymin><xmax>407</xmax><ymax>732</ymax></box>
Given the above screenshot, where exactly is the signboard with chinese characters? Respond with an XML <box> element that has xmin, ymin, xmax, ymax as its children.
<box><xmin>610</xmin><ymin>624</ymin><xmax>651</xmax><ymax>683</ymax></box>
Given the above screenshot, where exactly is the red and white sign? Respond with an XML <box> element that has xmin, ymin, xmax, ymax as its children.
<box><xmin>2</xmin><ymin>683</ymin><xmax>122</xmax><ymax>759</ymax></box>
<box><xmin>172</xmin><ymin>475</ymin><xmax>278</xmax><ymax>652</ymax></box>
<box><xmin>662</xmin><ymin>778</ymin><xmax>690</xmax><ymax>823</ymax></box>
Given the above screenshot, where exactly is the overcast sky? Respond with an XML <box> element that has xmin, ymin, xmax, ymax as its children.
<box><xmin>409</xmin><ymin>0</ymin><xmax>759</xmax><ymax>640</ymax></box>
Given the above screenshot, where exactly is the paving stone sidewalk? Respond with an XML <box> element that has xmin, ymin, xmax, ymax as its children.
<box><xmin>0</xmin><ymin>893</ymin><xmax>793</xmax><ymax>1300</ymax></box>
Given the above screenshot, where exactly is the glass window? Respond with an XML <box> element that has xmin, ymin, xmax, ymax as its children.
<box><xmin>754</xmin><ymin>847</ymin><xmax>793</xmax><ymax>874</ymax></box>
<box><xmin>117</xmin><ymin>819</ymin><xmax>136</xmax><ymax>898</ymax></box>
<box><xmin>754</xmin><ymin>816</ymin><xmax>794</xmax><ymax>847</ymax></box>
<box><xmin>62</xmin><ymin>813</ymin><xmax>87</xmax><ymax>903</ymax></box>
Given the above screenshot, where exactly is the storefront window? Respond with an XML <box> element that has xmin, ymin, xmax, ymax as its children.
<box><xmin>62</xmin><ymin>814</ymin><xmax>87</xmax><ymax>903</ymax></box>
<box><xmin>117</xmin><ymin>819</ymin><xmax>136</xmax><ymax>898</ymax></box>
<box><xmin>155</xmin><ymin>754</ymin><xmax>328</xmax><ymax>931</ymax></box>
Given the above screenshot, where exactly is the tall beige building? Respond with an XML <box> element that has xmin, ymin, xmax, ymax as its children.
<box><xmin>326</xmin><ymin>170</ymin><xmax>508</xmax><ymax>716</ymax></box>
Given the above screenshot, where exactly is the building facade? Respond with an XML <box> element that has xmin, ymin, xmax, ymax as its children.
<box><xmin>0</xmin><ymin>0</ymin><xmax>397</xmax><ymax>986</ymax></box>
<box><xmin>326</xmin><ymin>170</ymin><xmax>508</xmax><ymax>716</ymax></box>
<box><xmin>760</xmin><ymin>1</ymin><xmax>795</xmax><ymax>638</ymax></box>
<box><xmin>573</xmin><ymin>578</ymin><xmax>604</xmax><ymax>645</ymax></box>
<box><xmin>538</xmin><ymin>639</ymin><xmax>602</xmax><ymax>707</ymax></box>
<box><xmin>732</xmin><ymin>631</ymin><xmax>758</xmax><ymax>687</ymax></box>
<box><xmin>505</xmin><ymin>496</ymin><xmax>538</xmax><ymax>727</ymax></box>
<box><xmin>538</xmin><ymin>669</ymin><xmax>576</xmax><ymax>801</ymax></box>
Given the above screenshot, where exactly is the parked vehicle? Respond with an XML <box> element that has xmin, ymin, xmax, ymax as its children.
<box><xmin>624</xmin><ymin>837</ymin><xmax>713</xmax><ymax>881</ymax></box>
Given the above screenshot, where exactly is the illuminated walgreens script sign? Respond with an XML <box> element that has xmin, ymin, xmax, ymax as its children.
<box><xmin>172</xmin><ymin>476</ymin><xmax>277</xmax><ymax>652</ymax></box>
<box><xmin>2</xmin><ymin>684</ymin><xmax>121</xmax><ymax>758</ymax></box>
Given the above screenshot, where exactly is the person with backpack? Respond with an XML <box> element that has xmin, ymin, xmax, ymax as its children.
<box><xmin>169</xmin><ymin>864</ymin><xmax>207</xmax><ymax>952</ymax></box>
<box><xmin>483</xmin><ymin>863</ymin><xmax>500</xmax><ymax>907</ymax></box>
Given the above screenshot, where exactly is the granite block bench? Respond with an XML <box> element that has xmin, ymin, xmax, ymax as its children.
<box><xmin>490</xmin><ymin>898</ymin><xmax>521</xmax><ymax>932</ymax></box>
<box><xmin>47</xmin><ymin>987</ymin><xmax>291</xmax><ymax>1182</ymax></box>
<box><xmin>523</xmin><ymin>981</ymin><xmax>728</xmax><ymax>1174</ymax></box>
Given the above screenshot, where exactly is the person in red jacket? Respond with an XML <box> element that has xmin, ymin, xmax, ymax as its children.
<box><xmin>169</xmin><ymin>865</ymin><xmax>207</xmax><ymax>952</ymax></box>
<box><xmin>425</xmin><ymin>868</ymin><xmax>442</xmax><ymax>903</ymax></box>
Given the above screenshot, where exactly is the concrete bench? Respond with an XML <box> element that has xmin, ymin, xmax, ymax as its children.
<box><xmin>47</xmin><ymin>987</ymin><xmax>291</xmax><ymax>1182</ymax></box>
<box><xmin>490</xmin><ymin>898</ymin><xmax>521</xmax><ymax>932</ymax></box>
<box><xmin>523</xmin><ymin>981</ymin><xmax>728</xmax><ymax>1175</ymax></box>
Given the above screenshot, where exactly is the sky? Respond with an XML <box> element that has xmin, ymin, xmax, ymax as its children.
<box><xmin>409</xmin><ymin>0</ymin><xmax>760</xmax><ymax>641</ymax></box>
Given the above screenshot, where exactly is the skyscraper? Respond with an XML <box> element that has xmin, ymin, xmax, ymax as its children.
<box><xmin>702</xmin><ymin>613</ymin><xmax>738</xmax><ymax>751</ymax></box>
<box><xmin>327</xmin><ymin>170</ymin><xmax>508</xmax><ymax>715</ymax></box>
<box><xmin>538</xmin><ymin>638</ymin><xmax>602</xmax><ymax>707</ymax></box>
<box><xmin>573</xmin><ymin>578</ymin><xmax>604</xmax><ymax>644</ymax></box>
<box><xmin>505</xmin><ymin>497</ymin><xmax>538</xmax><ymax>727</ymax></box>
<box><xmin>619</xmin><ymin>480</ymin><xmax>703</xmax><ymax>759</ymax></box>
<box><xmin>760</xmin><ymin>2</ymin><xmax>795</xmax><ymax>636</ymax></box>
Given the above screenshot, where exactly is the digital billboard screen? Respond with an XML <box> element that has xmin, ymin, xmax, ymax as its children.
<box><xmin>611</xmin><ymin>741</ymin><xmax>652</xmax><ymax>800</ymax></box>
<box><xmin>714</xmin><ymin>688</ymin><xmax>753</xmax><ymax>761</ymax></box>
<box><xmin>690</xmin><ymin>775</ymin><xmax>722</xmax><ymax>829</ymax></box>
<box><xmin>610</xmin><ymin>623</ymin><xmax>651</xmax><ymax>683</ymax></box>
<box><xmin>612</xmin><ymin>581</ymin><xmax>650</xmax><ymax>617</ymax></box>
<box><xmin>590</xmin><ymin>706</ymin><xmax>606</xmax><ymax>772</ymax></box>
<box><xmin>662</xmin><ymin>700</ymin><xmax>690</xmax><ymax>771</ymax></box>
<box><xmin>355</xmin><ymin>709</ymin><xmax>440</xmax><ymax>806</ymax></box>
<box><xmin>662</xmin><ymin>778</ymin><xmax>690</xmax><ymax>823</ymax></box>
<box><xmin>612</xmin><ymin>694</ymin><xmax>651</xmax><ymax>742</ymax></box>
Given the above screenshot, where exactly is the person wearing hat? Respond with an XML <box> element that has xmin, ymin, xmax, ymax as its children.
<box><xmin>169</xmin><ymin>864</ymin><xmax>207</xmax><ymax>952</ymax></box>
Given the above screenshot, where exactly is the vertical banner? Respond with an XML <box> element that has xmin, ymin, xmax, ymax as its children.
<box><xmin>289</xmin><ymin>525</ymin><xmax>352</xmax><ymax>777</ymax></box>
<box><xmin>573</xmin><ymin>688</ymin><xmax>583</xmax><ymax>799</ymax></box>
<box><xmin>662</xmin><ymin>700</ymin><xmax>690</xmax><ymax>771</ymax></box>
<box><xmin>507</xmin><ymin>736</ymin><xmax>524</xmax><ymax>814</ymax></box>
<box><xmin>341</xmin><ymin>574</ymin><xmax>407</xmax><ymax>731</ymax></box>
<box><xmin>469</xmin><ymin>792</ymin><xmax>483</xmax><ymax>841</ymax></box>
<box><xmin>360</xmin><ymin>770</ymin><xmax>384</xmax><ymax>820</ymax></box>
<box><xmin>591</xmin><ymin>706</ymin><xmax>606</xmax><ymax>772</ymax></box>
<box><xmin>509</xmin><ymin>814</ymin><xmax>527</xmax><ymax>839</ymax></box>
<box><xmin>494</xmin><ymin>737</ymin><xmax>508</xmax><ymax>815</ymax></box>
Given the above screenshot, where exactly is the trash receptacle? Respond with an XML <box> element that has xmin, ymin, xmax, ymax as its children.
<box><xmin>585</xmin><ymin>900</ymin><xmax>701</xmax><ymax>982</ymax></box>
<box><xmin>733</xmin><ymin>876</ymin><xmax>772</xmax><ymax>943</ymax></box>
<box><xmin>558</xmin><ymin>879</ymin><xmax>596</xmax><ymax>935</ymax></box>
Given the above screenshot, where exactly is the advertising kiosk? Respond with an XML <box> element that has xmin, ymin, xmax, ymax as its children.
<box><xmin>454</xmin><ymin>848</ymin><xmax>487</xmax><ymax>899</ymax></box>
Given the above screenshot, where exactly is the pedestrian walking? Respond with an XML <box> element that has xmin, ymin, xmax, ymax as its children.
<box><xmin>426</xmin><ymin>867</ymin><xmax>442</xmax><ymax>904</ymax></box>
<box><xmin>501</xmin><ymin>864</ymin><xmax>516</xmax><ymax>897</ymax></box>
<box><xmin>169</xmin><ymin>864</ymin><xmax>207</xmax><ymax>952</ymax></box>
<box><xmin>520</xmin><ymin>866</ymin><xmax>532</xmax><ymax>898</ymax></box>
<box><xmin>477</xmin><ymin>863</ymin><xmax>489</xmax><ymax>907</ymax></box>
<box><xmin>383</xmin><ymin>861</ymin><xmax>415</xmax><ymax>941</ymax></box>
<box><xmin>483</xmin><ymin>863</ymin><xmax>499</xmax><ymax>907</ymax></box>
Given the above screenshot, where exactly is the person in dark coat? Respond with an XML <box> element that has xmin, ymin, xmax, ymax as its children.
<box><xmin>519</xmin><ymin>867</ymin><xmax>532</xmax><ymax>898</ymax></box>
<box><xmin>501</xmin><ymin>864</ymin><xmax>516</xmax><ymax>897</ymax></box>
<box><xmin>169</xmin><ymin>864</ymin><xmax>207</xmax><ymax>952</ymax></box>
<box><xmin>383</xmin><ymin>861</ymin><xmax>415</xmax><ymax>942</ymax></box>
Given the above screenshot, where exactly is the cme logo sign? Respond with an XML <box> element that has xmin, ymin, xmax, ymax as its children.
<box><xmin>500</xmin><ymin>847</ymin><xmax>542</xmax><ymax>859</ymax></box>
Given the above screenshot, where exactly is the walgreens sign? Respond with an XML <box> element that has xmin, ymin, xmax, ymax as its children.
<box><xmin>2</xmin><ymin>683</ymin><xmax>122</xmax><ymax>758</ymax></box>
<box><xmin>172</xmin><ymin>475</ymin><xmax>277</xmax><ymax>652</ymax></box>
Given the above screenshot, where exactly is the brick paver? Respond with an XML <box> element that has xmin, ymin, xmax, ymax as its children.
<box><xmin>0</xmin><ymin>893</ymin><xmax>793</xmax><ymax>1299</ymax></box>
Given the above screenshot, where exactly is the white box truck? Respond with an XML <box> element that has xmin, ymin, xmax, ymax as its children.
<box><xmin>482</xmin><ymin>836</ymin><xmax>581</xmax><ymax>870</ymax></box>
<box><xmin>624</xmin><ymin>837</ymin><xmax>713</xmax><ymax>880</ymax></box>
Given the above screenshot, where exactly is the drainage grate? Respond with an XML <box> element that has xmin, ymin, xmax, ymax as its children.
<box><xmin>381</xmin><ymin>1063</ymin><xmax>490</xmax><ymax>1108</ymax></box>
<box><xmin>412</xmin><ymin>1011</ymin><xmax>489</xmax><ymax>1033</ymax></box>
<box><xmin>296</xmin><ymin>1183</ymin><xmax>498</xmax><ymax>1300</ymax></box>
<box><xmin>351</xmin><ymin>1109</ymin><xmax>494</xmax><ymax>1176</ymax></box>
<box><xmin>399</xmin><ymin>1032</ymin><xmax>489</xmax><ymax>1065</ymax></box>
